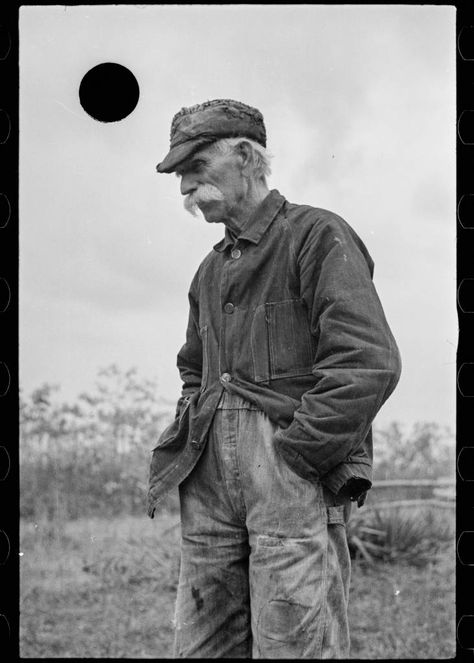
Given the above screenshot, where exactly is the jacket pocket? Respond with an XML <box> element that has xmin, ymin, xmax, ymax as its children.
<box><xmin>151</xmin><ymin>417</ymin><xmax>181</xmax><ymax>451</ymax></box>
<box><xmin>251</xmin><ymin>299</ymin><xmax>315</xmax><ymax>383</ymax></box>
<box><xmin>251</xmin><ymin>305</ymin><xmax>271</xmax><ymax>383</ymax></box>
<box><xmin>200</xmin><ymin>325</ymin><xmax>209</xmax><ymax>393</ymax></box>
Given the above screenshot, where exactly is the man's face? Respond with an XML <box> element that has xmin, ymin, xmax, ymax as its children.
<box><xmin>175</xmin><ymin>144</ymin><xmax>245</xmax><ymax>224</ymax></box>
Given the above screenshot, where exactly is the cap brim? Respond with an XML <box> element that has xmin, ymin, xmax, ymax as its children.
<box><xmin>155</xmin><ymin>136</ymin><xmax>214</xmax><ymax>173</ymax></box>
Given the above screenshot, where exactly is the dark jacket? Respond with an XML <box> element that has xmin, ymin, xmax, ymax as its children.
<box><xmin>147</xmin><ymin>189</ymin><xmax>401</xmax><ymax>518</ymax></box>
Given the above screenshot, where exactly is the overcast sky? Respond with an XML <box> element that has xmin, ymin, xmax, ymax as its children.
<box><xmin>19</xmin><ymin>4</ymin><xmax>456</xmax><ymax>430</ymax></box>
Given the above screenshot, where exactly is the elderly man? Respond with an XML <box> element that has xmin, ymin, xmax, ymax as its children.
<box><xmin>148</xmin><ymin>99</ymin><xmax>401</xmax><ymax>658</ymax></box>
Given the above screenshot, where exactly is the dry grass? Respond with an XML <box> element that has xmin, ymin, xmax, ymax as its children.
<box><xmin>20</xmin><ymin>512</ymin><xmax>455</xmax><ymax>659</ymax></box>
<box><xmin>20</xmin><ymin>513</ymin><xmax>180</xmax><ymax>658</ymax></box>
<box><xmin>348</xmin><ymin>551</ymin><xmax>455</xmax><ymax>658</ymax></box>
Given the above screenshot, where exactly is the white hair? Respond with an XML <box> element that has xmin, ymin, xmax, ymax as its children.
<box><xmin>207</xmin><ymin>137</ymin><xmax>272</xmax><ymax>183</ymax></box>
<box><xmin>183</xmin><ymin>183</ymin><xmax>224</xmax><ymax>217</ymax></box>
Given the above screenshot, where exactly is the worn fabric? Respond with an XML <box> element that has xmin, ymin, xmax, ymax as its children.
<box><xmin>156</xmin><ymin>98</ymin><xmax>266</xmax><ymax>173</ymax></box>
<box><xmin>147</xmin><ymin>189</ymin><xmax>401</xmax><ymax>518</ymax></box>
<box><xmin>173</xmin><ymin>393</ymin><xmax>352</xmax><ymax>659</ymax></box>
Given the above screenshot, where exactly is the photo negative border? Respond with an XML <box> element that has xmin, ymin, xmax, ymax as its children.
<box><xmin>457</xmin><ymin>0</ymin><xmax>474</xmax><ymax>658</ymax></box>
<box><xmin>0</xmin><ymin>0</ymin><xmax>17</xmax><ymax>660</ymax></box>
<box><xmin>1</xmin><ymin>1</ymin><xmax>471</xmax><ymax>660</ymax></box>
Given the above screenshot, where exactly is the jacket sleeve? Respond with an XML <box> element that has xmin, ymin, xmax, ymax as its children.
<box><xmin>175</xmin><ymin>277</ymin><xmax>203</xmax><ymax>416</ymax></box>
<box><xmin>273</xmin><ymin>214</ymin><xmax>402</xmax><ymax>492</ymax></box>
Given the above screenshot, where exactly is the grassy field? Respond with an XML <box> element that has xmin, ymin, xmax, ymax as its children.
<box><xmin>20</xmin><ymin>511</ymin><xmax>455</xmax><ymax>659</ymax></box>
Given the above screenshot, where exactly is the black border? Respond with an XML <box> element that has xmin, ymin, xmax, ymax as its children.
<box><xmin>457</xmin><ymin>0</ymin><xmax>474</xmax><ymax>660</ymax></box>
<box><xmin>3</xmin><ymin>1</ymin><xmax>472</xmax><ymax>660</ymax></box>
<box><xmin>1</xmin><ymin>1</ymin><xmax>18</xmax><ymax>661</ymax></box>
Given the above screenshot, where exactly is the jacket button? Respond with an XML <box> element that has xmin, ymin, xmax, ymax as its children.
<box><xmin>191</xmin><ymin>439</ymin><xmax>201</xmax><ymax>449</ymax></box>
<box><xmin>231</xmin><ymin>249</ymin><xmax>241</xmax><ymax>259</ymax></box>
<box><xmin>224</xmin><ymin>302</ymin><xmax>235</xmax><ymax>314</ymax></box>
<box><xmin>221</xmin><ymin>372</ymin><xmax>231</xmax><ymax>382</ymax></box>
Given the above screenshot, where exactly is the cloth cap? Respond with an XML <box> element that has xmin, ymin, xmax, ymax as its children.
<box><xmin>156</xmin><ymin>98</ymin><xmax>267</xmax><ymax>174</ymax></box>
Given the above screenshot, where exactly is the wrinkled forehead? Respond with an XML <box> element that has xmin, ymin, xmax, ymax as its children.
<box><xmin>175</xmin><ymin>143</ymin><xmax>218</xmax><ymax>177</ymax></box>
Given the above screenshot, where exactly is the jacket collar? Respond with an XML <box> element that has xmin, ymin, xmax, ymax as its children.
<box><xmin>213</xmin><ymin>189</ymin><xmax>285</xmax><ymax>253</ymax></box>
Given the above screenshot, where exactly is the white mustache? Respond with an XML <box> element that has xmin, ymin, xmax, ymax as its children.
<box><xmin>183</xmin><ymin>185</ymin><xmax>225</xmax><ymax>216</ymax></box>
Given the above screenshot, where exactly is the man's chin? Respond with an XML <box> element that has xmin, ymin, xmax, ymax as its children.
<box><xmin>198</xmin><ymin>203</ymin><xmax>223</xmax><ymax>224</ymax></box>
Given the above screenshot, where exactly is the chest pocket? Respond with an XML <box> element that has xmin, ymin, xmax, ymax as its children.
<box><xmin>251</xmin><ymin>299</ymin><xmax>315</xmax><ymax>383</ymax></box>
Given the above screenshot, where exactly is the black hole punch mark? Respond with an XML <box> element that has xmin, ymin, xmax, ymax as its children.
<box><xmin>457</xmin><ymin>447</ymin><xmax>474</xmax><ymax>481</ymax></box>
<box><xmin>0</xmin><ymin>363</ymin><xmax>10</xmax><ymax>397</ymax></box>
<box><xmin>457</xmin><ymin>363</ymin><xmax>474</xmax><ymax>397</ymax></box>
<box><xmin>0</xmin><ymin>447</ymin><xmax>10</xmax><ymax>481</ymax></box>
<box><xmin>458</xmin><ymin>195</ymin><xmax>474</xmax><ymax>230</ymax></box>
<box><xmin>79</xmin><ymin>62</ymin><xmax>140</xmax><ymax>123</ymax></box>
<box><xmin>458</xmin><ymin>26</ymin><xmax>474</xmax><ymax>61</ymax></box>
<box><xmin>458</xmin><ymin>111</ymin><xmax>474</xmax><ymax>146</ymax></box>
<box><xmin>458</xmin><ymin>532</ymin><xmax>474</xmax><ymax>566</ymax></box>
<box><xmin>0</xmin><ymin>278</ymin><xmax>11</xmax><ymax>313</ymax></box>
<box><xmin>458</xmin><ymin>279</ymin><xmax>474</xmax><ymax>313</ymax></box>
<box><xmin>0</xmin><ymin>530</ymin><xmax>10</xmax><ymax>565</ymax></box>
<box><xmin>0</xmin><ymin>614</ymin><xmax>10</xmax><ymax>641</ymax></box>
<box><xmin>0</xmin><ymin>194</ymin><xmax>11</xmax><ymax>229</ymax></box>
<box><xmin>458</xmin><ymin>615</ymin><xmax>474</xmax><ymax>650</ymax></box>
<box><xmin>0</xmin><ymin>110</ymin><xmax>11</xmax><ymax>144</ymax></box>
<box><xmin>0</xmin><ymin>25</ymin><xmax>12</xmax><ymax>61</ymax></box>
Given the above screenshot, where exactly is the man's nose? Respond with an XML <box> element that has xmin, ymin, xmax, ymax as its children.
<box><xmin>180</xmin><ymin>173</ymin><xmax>196</xmax><ymax>197</ymax></box>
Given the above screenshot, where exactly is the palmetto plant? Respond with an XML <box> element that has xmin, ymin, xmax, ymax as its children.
<box><xmin>347</xmin><ymin>507</ymin><xmax>453</xmax><ymax>566</ymax></box>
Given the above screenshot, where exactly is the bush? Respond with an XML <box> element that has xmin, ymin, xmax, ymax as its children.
<box><xmin>372</xmin><ymin>421</ymin><xmax>455</xmax><ymax>481</ymax></box>
<box><xmin>20</xmin><ymin>366</ymin><xmax>455</xmax><ymax>523</ymax></box>
<box><xmin>20</xmin><ymin>366</ymin><xmax>178</xmax><ymax>520</ymax></box>
<box><xmin>347</xmin><ymin>506</ymin><xmax>453</xmax><ymax>566</ymax></box>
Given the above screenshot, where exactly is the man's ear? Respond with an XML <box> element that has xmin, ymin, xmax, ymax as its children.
<box><xmin>235</xmin><ymin>140</ymin><xmax>253</xmax><ymax>171</ymax></box>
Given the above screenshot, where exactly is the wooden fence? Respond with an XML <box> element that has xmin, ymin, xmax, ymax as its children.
<box><xmin>363</xmin><ymin>478</ymin><xmax>455</xmax><ymax>511</ymax></box>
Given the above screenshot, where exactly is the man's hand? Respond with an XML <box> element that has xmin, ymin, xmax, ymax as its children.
<box><xmin>336</xmin><ymin>477</ymin><xmax>370</xmax><ymax>506</ymax></box>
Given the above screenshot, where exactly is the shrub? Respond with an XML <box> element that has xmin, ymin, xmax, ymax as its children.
<box><xmin>19</xmin><ymin>366</ymin><xmax>455</xmax><ymax>523</ymax></box>
<box><xmin>20</xmin><ymin>366</ymin><xmax>177</xmax><ymax>520</ymax></box>
<box><xmin>347</xmin><ymin>506</ymin><xmax>453</xmax><ymax>566</ymax></box>
<box><xmin>372</xmin><ymin>421</ymin><xmax>455</xmax><ymax>481</ymax></box>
